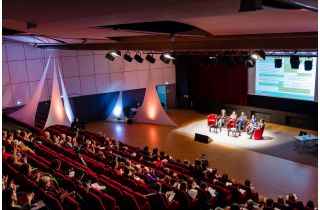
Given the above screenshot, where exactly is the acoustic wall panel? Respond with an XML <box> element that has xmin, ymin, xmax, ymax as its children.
<box><xmin>26</xmin><ymin>59</ymin><xmax>44</xmax><ymax>81</ymax></box>
<box><xmin>80</xmin><ymin>76</ymin><xmax>97</xmax><ymax>95</ymax></box>
<box><xmin>2</xmin><ymin>85</ymin><xmax>13</xmax><ymax>107</ymax></box>
<box><xmin>24</xmin><ymin>45</ymin><xmax>43</xmax><ymax>59</ymax></box>
<box><xmin>77</xmin><ymin>50</ymin><xmax>92</xmax><ymax>56</ymax></box>
<box><xmin>110</xmin><ymin>73</ymin><xmax>124</xmax><ymax>92</ymax></box>
<box><xmin>123</xmin><ymin>58</ymin><xmax>137</xmax><ymax>72</ymax></box>
<box><xmin>137</xmin><ymin>70</ymin><xmax>149</xmax><ymax>89</ymax></box>
<box><xmin>43</xmin><ymin>49</ymin><xmax>61</xmax><ymax>58</ymax></box>
<box><xmin>109</xmin><ymin>58</ymin><xmax>123</xmax><ymax>73</ymax></box>
<box><xmin>11</xmin><ymin>83</ymin><xmax>30</xmax><ymax>105</ymax></box>
<box><xmin>8</xmin><ymin>60</ymin><xmax>28</xmax><ymax>83</ymax></box>
<box><xmin>2</xmin><ymin>45</ymin><xmax>7</xmax><ymax>61</ymax></box>
<box><xmin>3</xmin><ymin>62</ymin><xmax>10</xmax><ymax>85</ymax></box>
<box><xmin>60</xmin><ymin>50</ymin><xmax>77</xmax><ymax>57</ymax></box>
<box><xmin>61</xmin><ymin>56</ymin><xmax>79</xmax><ymax>77</ymax></box>
<box><xmin>63</xmin><ymin>77</ymin><xmax>81</xmax><ymax>97</ymax></box>
<box><xmin>6</xmin><ymin>44</ymin><xmax>25</xmax><ymax>61</ymax></box>
<box><xmin>44</xmin><ymin>58</ymin><xmax>62</xmax><ymax>79</ymax></box>
<box><xmin>95</xmin><ymin>74</ymin><xmax>111</xmax><ymax>94</ymax></box>
<box><xmin>163</xmin><ymin>67</ymin><xmax>176</xmax><ymax>84</ymax></box>
<box><xmin>93</xmin><ymin>54</ymin><xmax>108</xmax><ymax>74</ymax></box>
<box><xmin>151</xmin><ymin>68</ymin><xmax>164</xmax><ymax>86</ymax></box>
<box><xmin>78</xmin><ymin>55</ymin><xmax>95</xmax><ymax>76</ymax></box>
<box><xmin>124</xmin><ymin>71</ymin><xmax>138</xmax><ymax>90</ymax></box>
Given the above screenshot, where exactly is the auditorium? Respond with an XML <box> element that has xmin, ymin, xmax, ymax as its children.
<box><xmin>2</xmin><ymin>1</ymin><xmax>318</xmax><ymax>210</ymax></box>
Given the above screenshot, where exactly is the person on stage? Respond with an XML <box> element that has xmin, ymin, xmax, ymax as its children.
<box><xmin>236</xmin><ymin>112</ymin><xmax>247</xmax><ymax>131</ymax></box>
<box><xmin>249</xmin><ymin>119</ymin><xmax>265</xmax><ymax>139</ymax></box>
<box><xmin>247</xmin><ymin>115</ymin><xmax>257</xmax><ymax>135</ymax></box>
<box><xmin>226</xmin><ymin>111</ymin><xmax>237</xmax><ymax>127</ymax></box>
<box><xmin>217</xmin><ymin>109</ymin><xmax>227</xmax><ymax>127</ymax></box>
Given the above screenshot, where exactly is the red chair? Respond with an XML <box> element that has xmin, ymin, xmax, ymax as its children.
<box><xmin>253</xmin><ymin>128</ymin><xmax>264</xmax><ymax>140</ymax></box>
<box><xmin>63</xmin><ymin>195</ymin><xmax>80</xmax><ymax>210</ymax></box>
<box><xmin>225</xmin><ymin>117</ymin><xmax>237</xmax><ymax>129</ymax></box>
<box><xmin>207</xmin><ymin>114</ymin><xmax>217</xmax><ymax>127</ymax></box>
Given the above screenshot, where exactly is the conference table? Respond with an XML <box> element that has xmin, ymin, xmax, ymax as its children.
<box><xmin>293</xmin><ymin>134</ymin><xmax>318</xmax><ymax>153</ymax></box>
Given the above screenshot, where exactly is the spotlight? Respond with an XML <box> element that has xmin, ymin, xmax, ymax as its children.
<box><xmin>160</xmin><ymin>54</ymin><xmax>170</xmax><ymax>64</ymax></box>
<box><xmin>290</xmin><ymin>55</ymin><xmax>300</xmax><ymax>69</ymax></box>
<box><xmin>207</xmin><ymin>56</ymin><xmax>218</xmax><ymax>66</ymax></box>
<box><xmin>146</xmin><ymin>54</ymin><xmax>156</xmax><ymax>64</ymax></box>
<box><xmin>274</xmin><ymin>59</ymin><xmax>282</xmax><ymax>68</ymax></box>
<box><xmin>110</xmin><ymin>50</ymin><xmax>121</xmax><ymax>57</ymax></box>
<box><xmin>124</xmin><ymin>53</ymin><xmax>133</xmax><ymax>62</ymax></box>
<box><xmin>105</xmin><ymin>53</ymin><xmax>115</xmax><ymax>61</ymax></box>
<box><xmin>246</xmin><ymin>58</ymin><xmax>256</xmax><ymax>68</ymax></box>
<box><xmin>304</xmin><ymin>59</ymin><xmax>312</xmax><ymax>71</ymax></box>
<box><xmin>106</xmin><ymin>50</ymin><xmax>121</xmax><ymax>61</ymax></box>
<box><xmin>134</xmin><ymin>53</ymin><xmax>143</xmax><ymax>63</ymax></box>
<box><xmin>239</xmin><ymin>0</ymin><xmax>263</xmax><ymax>12</ymax></box>
<box><xmin>250</xmin><ymin>50</ymin><xmax>265</xmax><ymax>60</ymax></box>
<box><xmin>163</xmin><ymin>52</ymin><xmax>176</xmax><ymax>60</ymax></box>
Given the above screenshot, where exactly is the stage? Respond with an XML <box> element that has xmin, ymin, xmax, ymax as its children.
<box><xmin>175</xmin><ymin>119</ymin><xmax>318</xmax><ymax>167</ymax></box>
<box><xmin>83</xmin><ymin>109</ymin><xmax>317</xmax><ymax>205</ymax></box>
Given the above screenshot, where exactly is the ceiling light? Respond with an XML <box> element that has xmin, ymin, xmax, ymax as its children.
<box><xmin>246</xmin><ymin>58</ymin><xmax>256</xmax><ymax>68</ymax></box>
<box><xmin>163</xmin><ymin>52</ymin><xmax>176</xmax><ymax>60</ymax></box>
<box><xmin>110</xmin><ymin>50</ymin><xmax>121</xmax><ymax>57</ymax></box>
<box><xmin>134</xmin><ymin>53</ymin><xmax>144</xmax><ymax>63</ymax></box>
<box><xmin>250</xmin><ymin>50</ymin><xmax>265</xmax><ymax>60</ymax></box>
<box><xmin>146</xmin><ymin>54</ymin><xmax>156</xmax><ymax>64</ymax></box>
<box><xmin>304</xmin><ymin>59</ymin><xmax>313</xmax><ymax>71</ymax></box>
<box><xmin>290</xmin><ymin>55</ymin><xmax>300</xmax><ymax>69</ymax></box>
<box><xmin>124</xmin><ymin>53</ymin><xmax>133</xmax><ymax>62</ymax></box>
<box><xmin>105</xmin><ymin>53</ymin><xmax>115</xmax><ymax>61</ymax></box>
<box><xmin>160</xmin><ymin>54</ymin><xmax>170</xmax><ymax>64</ymax></box>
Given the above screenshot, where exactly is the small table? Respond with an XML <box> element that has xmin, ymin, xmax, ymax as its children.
<box><xmin>293</xmin><ymin>134</ymin><xmax>318</xmax><ymax>153</ymax></box>
<box><xmin>209</xmin><ymin>124</ymin><xmax>222</xmax><ymax>133</ymax></box>
<box><xmin>228</xmin><ymin>128</ymin><xmax>241</xmax><ymax>137</ymax></box>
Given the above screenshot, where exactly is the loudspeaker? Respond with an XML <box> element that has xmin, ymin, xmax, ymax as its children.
<box><xmin>194</xmin><ymin>133</ymin><xmax>212</xmax><ymax>144</ymax></box>
<box><xmin>290</xmin><ymin>55</ymin><xmax>300</xmax><ymax>69</ymax></box>
<box><xmin>239</xmin><ymin>0</ymin><xmax>262</xmax><ymax>12</ymax></box>
<box><xmin>274</xmin><ymin>59</ymin><xmax>282</xmax><ymax>68</ymax></box>
<box><xmin>304</xmin><ymin>60</ymin><xmax>312</xmax><ymax>71</ymax></box>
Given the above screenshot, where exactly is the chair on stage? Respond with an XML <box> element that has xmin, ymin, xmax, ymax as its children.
<box><xmin>207</xmin><ymin>114</ymin><xmax>217</xmax><ymax>127</ymax></box>
<box><xmin>246</xmin><ymin>122</ymin><xmax>264</xmax><ymax>140</ymax></box>
<box><xmin>225</xmin><ymin>117</ymin><xmax>237</xmax><ymax>129</ymax></box>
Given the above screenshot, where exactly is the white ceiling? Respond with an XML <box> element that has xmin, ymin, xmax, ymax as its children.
<box><xmin>3</xmin><ymin>0</ymin><xmax>318</xmax><ymax>45</ymax></box>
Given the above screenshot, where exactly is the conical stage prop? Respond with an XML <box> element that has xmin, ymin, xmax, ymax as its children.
<box><xmin>134</xmin><ymin>70</ymin><xmax>176</xmax><ymax>126</ymax></box>
<box><xmin>44</xmin><ymin>59</ymin><xmax>71</xmax><ymax>129</ymax></box>
<box><xmin>107</xmin><ymin>91</ymin><xmax>125</xmax><ymax>122</ymax></box>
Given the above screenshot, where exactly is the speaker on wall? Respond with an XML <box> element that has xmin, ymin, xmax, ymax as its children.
<box><xmin>304</xmin><ymin>60</ymin><xmax>312</xmax><ymax>71</ymax></box>
<box><xmin>194</xmin><ymin>133</ymin><xmax>212</xmax><ymax>144</ymax></box>
<box><xmin>274</xmin><ymin>59</ymin><xmax>282</xmax><ymax>68</ymax></box>
<box><xmin>290</xmin><ymin>55</ymin><xmax>300</xmax><ymax>69</ymax></box>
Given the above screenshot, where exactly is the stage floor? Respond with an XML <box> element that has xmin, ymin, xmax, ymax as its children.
<box><xmin>85</xmin><ymin>109</ymin><xmax>318</xmax><ymax>205</ymax></box>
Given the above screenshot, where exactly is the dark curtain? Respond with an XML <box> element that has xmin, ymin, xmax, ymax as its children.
<box><xmin>190</xmin><ymin>56</ymin><xmax>248</xmax><ymax>106</ymax></box>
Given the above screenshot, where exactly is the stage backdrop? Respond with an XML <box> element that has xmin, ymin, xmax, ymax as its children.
<box><xmin>185</xmin><ymin>55</ymin><xmax>248</xmax><ymax>106</ymax></box>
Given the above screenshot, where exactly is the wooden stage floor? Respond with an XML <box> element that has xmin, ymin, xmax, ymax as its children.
<box><xmin>86</xmin><ymin>109</ymin><xmax>318</xmax><ymax>205</ymax></box>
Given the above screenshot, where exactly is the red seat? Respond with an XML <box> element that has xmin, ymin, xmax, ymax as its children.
<box><xmin>147</xmin><ymin>192</ymin><xmax>177</xmax><ymax>210</ymax></box>
<box><xmin>226</xmin><ymin>117</ymin><xmax>237</xmax><ymax>129</ymax></box>
<box><xmin>253</xmin><ymin>128</ymin><xmax>264</xmax><ymax>140</ymax></box>
<box><xmin>87</xmin><ymin>192</ymin><xmax>106</xmax><ymax>210</ymax></box>
<box><xmin>63</xmin><ymin>195</ymin><xmax>80</xmax><ymax>210</ymax></box>
<box><xmin>207</xmin><ymin>114</ymin><xmax>217</xmax><ymax>127</ymax></box>
<box><xmin>43</xmin><ymin>193</ymin><xmax>63</xmax><ymax>210</ymax></box>
<box><xmin>89</xmin><ymin>187</ymin><xmax>120</xmax><ymax>210</ymax></box>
